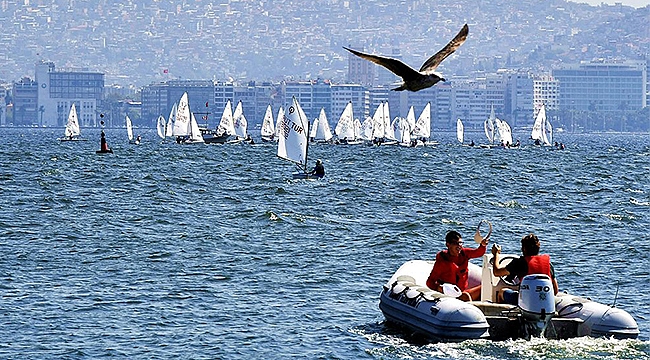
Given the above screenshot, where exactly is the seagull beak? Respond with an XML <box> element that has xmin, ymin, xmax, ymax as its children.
<box><xmin>441</xmin><ymin>78</ymin><xmax>447</xmax><ymax>82</ymax></box>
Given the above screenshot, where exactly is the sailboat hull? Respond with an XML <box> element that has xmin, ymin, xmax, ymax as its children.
<box><xmin>292</xmin><ymin>172</ymin><xmax>323</xmax><ymax>180</ymax></box>
<box><xmin>202</xmin><ymin>131</ymin><xmax>231</xmax><ymax>144</ymax></box>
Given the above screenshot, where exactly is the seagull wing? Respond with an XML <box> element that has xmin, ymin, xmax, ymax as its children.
<box><xmin>419</xmin><ymin>24</ymin><xmax>469</xmax><ymax>74</ymax></box>
<box><xmin>343</xmin><ymin>47</ymin><xmax>421</xmax><ymax>81</ymax></box>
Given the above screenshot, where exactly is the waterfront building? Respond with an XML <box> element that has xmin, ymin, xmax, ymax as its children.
<box><xmin>331</xmin><ymin>84</ymin><xmax>369</xmax><ymax>123</ymax></box>
<box><xmin>552</xmin><ymin>60</ymin><xmax>647</xmax><ymax>131</ymax></box>
<box><xmin>311</xmin><ymin>79</ymin><xmax>332</xmax><ymax>123</ymax></box>
<box><xmin>502</xmin><ymin>71</ymin><xmax>533</xmax><ymax>129</ymax></box>
<box><xmin>450</xmin><ymin>76</ymin><xmax>506</xmax><ymax>131</ymax></box>
<box><xmin>35</xmin><ymin>61</ymin><xmax>104</xmax><ymax>128</ymax></box>
<box><xmin>12</xmin><ymin>77</ymin><xmax>38</xmax><ymax>126</ymax></box>
<box><xmin>283</xmin><ymin>80</ymin><xmax>316</xmax><ymax>121</ymax></box>
<box><xmin>0</xmin><ymin>85</ymin><xmax>6</xmax><ymax>126</ymax></box>
<box><xmin>553</xmin><ymin>60</ymin><xmax>647</xmax><ymax>112</ymax></box>
<box><xmin>213</xmin><ymin>81</ymin><xmax>236</xmax><ymax>128</ymax></box>
<box><xmin>533</xmin><ymin>74</ymin><xmax>560</xmax><ymax>125</ymax></box>
<box><xmin>141</xmin><ymin>79</ymin><xmax>214</xmax><ymax>128</ymax></box>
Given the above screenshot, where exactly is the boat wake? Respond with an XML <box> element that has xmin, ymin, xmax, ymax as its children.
<box><xmin>355</xmin><ymin>323</ymin><xmax>650</xmax><ymax>360</ymax></box>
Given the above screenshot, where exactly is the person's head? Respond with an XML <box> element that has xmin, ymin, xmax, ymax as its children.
<box><xmin>521</xmin><ymin>233</ymin><xmax>540</xmax><ymax>256</ymax></box>
<box><xmin>316</xmin><ymin>159</ymin><xmax>322</xmax><ymax>165</ymax></box>
<box><xmin>445</xmin><ymin>230</ymin><xmax>463</xmax><ymax>256</ymax></box>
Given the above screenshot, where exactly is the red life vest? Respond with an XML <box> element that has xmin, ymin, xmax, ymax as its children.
<box><xmin>524</xmin><ymin>254</ymin><xmax>551</xmax><ymax>277</ymax></box>
<box><xmin>428</xmin><ymin>250</ymin><xmax>470</xmax><ymax>291</ymax></box>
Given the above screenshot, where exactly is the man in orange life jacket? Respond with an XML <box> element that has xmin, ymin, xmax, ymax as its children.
<box><xmin>426</xmin><ymin>230</ymin><xmax>489</xmax><ymax>301</ymax></box>
<box><xmin>491</xmin><ymin>233</ymin><xmax>559</xmax><ymax>304</ymax></box>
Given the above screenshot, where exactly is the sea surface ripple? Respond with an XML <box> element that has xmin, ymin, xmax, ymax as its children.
<box><xmin>1</xmin><ymin>128</ymin><xmax>649</xmax><ymax>359</ymax></box>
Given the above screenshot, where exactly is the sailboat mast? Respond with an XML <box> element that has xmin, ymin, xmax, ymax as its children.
<box><xmin>300</xmin><ymin>106</ymin><xmax>309</xmax><ymax>174</ymax></box>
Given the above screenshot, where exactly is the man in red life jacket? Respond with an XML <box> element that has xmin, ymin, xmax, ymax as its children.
<box><xmin>491</xmin><ymin>233</ymin><xmax>559</xmax><ymax>304</ymax></box>
<box><xmin>426</xmin><ymin>230</ymin><xmax>489</xmax><ymax>301</ymax></box>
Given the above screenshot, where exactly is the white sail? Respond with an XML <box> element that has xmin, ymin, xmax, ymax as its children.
<box><xmin>64</xmin><ymin>103</ymin><xmax>80</xmax><ymax>138</ymax></box>
<box><xmin>310</xmin><ymin>118</ymin><xmax>319</xmax><ymax>139</ymax></box>
<box><xmin>371</xmin><ymin>102</ymin><xmax>384</xmax><ymax>140</ymax></box>
<box><xmin>394</xmin><ymin>117</ymin><xmax>411</xmax><ymax>145</ymax></box>
<box><xmin>335</xmin><ymin>101</ymin><xmax>355</xmax><ymax>141</ymax></box>
<box><xmin>274</xmin><ymin>106</ymin><xmax>284</xmax><ymax>140</ymax></box>
<box><xmin>173</xmin><ymin>93</ymin><xmax>191</xmax><ymax>136</ymax></box>
<box><xmin>359</xmin><ymin>116</ymin><xmax>374</xmax><ymax>141</ymax></box>
<box><xmin>484</xmin><ymin>105</ymin><xmax>496</xmax><ymax>144</ymax></box>
<box><xmin>383</xmin><ymin>102</ymin><xmax>393</xmax><ymax>140</ymax></box>
<box><xmin>496</xmin><ymin>118</ymin><xmax>513</xmax><ymax>146</ymax></box>
<box><xmin>125</xmin><ymin>114</ymin><xmax>134</xmax><ymax>141</ymax></box>
<box><xmin>156</xmin><ymin>115</ymin><xmax>166</xmax><ymax>139</ymax></box>
<box><xmin>188</xmin><ymin>112</ymin><xmax>205</xmax><ymax>143</ymax></box>
<box><xmin>216</xmin><ymin>100</ymin><xmax>235</xmax><ymax>136</ymax></box>
<box><xmin>354</xmin><ymin>118</ymin><xmax>362</xmax><ymax>140</ymax></box>
<box><xmin>457</xmin><ymin>118</ymin><xmax>464</xmax><ymax>144</ymax></box>
<box><xmin>532</xmin><ymin>104</ymin><xmax>551</xmax><ymax>145</ymax></box>
<box><xmin>166</xmin><ymin>103</ymin><xmax>176</xmax><ymax>137</ymax></box>
<box><xmin>406</xmin><ymin>106</ymin><xmax>416</xmax><ymax>135</ymax></box>
<box><xmin>260</xmin><ymin>104</ymin><xmax>275</xmax><ymax>140</ymax></box>
<box><xmin>314</xmin><ymin>108</ymin><xmax>333</xmax><ymax>142</ymax></box>
<box><xmin>413</xmin><ymin>102</ymin><xmax>431</xmax><ymax>139</ymax></box>
<box><xmin>233</xmin><ymin>100</ymin><xmax>248</xmax><ymax>139</ymax></box>
<box><xmin>277</xmin><ymin>96</ymin><xmax>309</xmax><ymax>170</ymax></box>
<box><xmin>546</xmin><ymin>119</ymin><xmax>553</xmax><ymax>145</ymax></box>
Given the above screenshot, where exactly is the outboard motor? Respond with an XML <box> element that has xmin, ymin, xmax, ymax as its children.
<box><xmin>518</xmin><ymin>274</ymin><xmax>555</xmax><ymax>338</ymax></box>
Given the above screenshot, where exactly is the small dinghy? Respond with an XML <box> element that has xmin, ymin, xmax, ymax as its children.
<box><xmin>380</xmin><ymin>255</ymin><xmax>639</xmax><ymax>341</ymax></box>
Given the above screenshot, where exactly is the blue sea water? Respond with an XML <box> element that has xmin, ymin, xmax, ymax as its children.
<box><xmin>1</xmin><ymin>127</ymin><xmax>649</xmax><ymax>359</ymax></box>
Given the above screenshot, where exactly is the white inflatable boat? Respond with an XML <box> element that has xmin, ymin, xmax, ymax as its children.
<box><xmin>380</xmin><ymin>255</ymin><xmax>639</xmax><ymax>341</ymax></box>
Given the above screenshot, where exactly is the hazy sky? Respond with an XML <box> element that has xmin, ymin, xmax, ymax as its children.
<box><xmin>568</xmin><ymin>0</ymin><xmax>649</xmax><ymax>7</ymax></box>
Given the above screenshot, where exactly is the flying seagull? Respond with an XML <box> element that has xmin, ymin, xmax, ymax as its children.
<box><xmin>343</xmin><ymin>24</ymin><xmax>469</xmax><ymax>92</ymax></box>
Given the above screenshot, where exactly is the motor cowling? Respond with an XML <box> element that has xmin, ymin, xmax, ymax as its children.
<box><xmin>518</xmin><ymin>274</ymin><xmax>555</xmax><ymax>337</ymax></box>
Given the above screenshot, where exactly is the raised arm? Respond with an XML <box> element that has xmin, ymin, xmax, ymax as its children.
<box><xmin>491</xmin><ymin>244</ymin><xmax>510</xmax><ymax>277</ymax></box>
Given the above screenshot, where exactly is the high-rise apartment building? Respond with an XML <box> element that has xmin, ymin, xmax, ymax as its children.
<box><xmin>553</xmin><ymin>60</ymin><xmax>647</xmax><ymax>112</ymax></box>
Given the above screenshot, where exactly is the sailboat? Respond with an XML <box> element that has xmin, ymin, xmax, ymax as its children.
<box><xmin>359</xmin><ymin>116</ymin><xmax>374</xmax><ymax>142</ymax></box>
<box><xmin>204</xmin><ymin>100</ymin><xmax>235</xmax><ymax>144</ymax></box>
<box><xmin>393</xmin><ymin>117</ymin><xmax>412</xmax><ymax>147</ymax></box>
<box><xmin>260</xmin><ymin>104</ymin><xmax>276</xmax><ymax>142</ymax></box>
<box><xmin>481</xmin><ymin>105</ymin><xmax>499</xmax><ymax>148</ymax></box>
<box><xmin>334</xmin><ymin>101</ymin><xmax>361</xmax><ymax>144</ymax></box>
<box><xmin>59</xmin><ymin>103</ymin><xmax>86</xmax><ymax>141</ymax></box>
<box><xmin>156</xmin><ymin>115</ymin><xmax>166</xmax><ymax>140</ymax></box>
<box><xmin>166</xmin><ymin>103</ymin><xmax>176</xmax><ymax>138</ymax></box>
<box><xmin>311</xmin><ymin>108</ymin><xmax>333</xmax><ymax>143</ymax></box>
<box><xmin>274</xmin><ymin>106</ymin><xmax>285</xmax><ymax>141</ymax></box>
<box><xmin>412</xmin><ymin>102</ymin><xmax>434</xmax><ymax>145</ymax></box>
<box><xmin>405</xmin><ymin>106</ymin><xmax>416</xmax><ymax>135</ymax></box>
<box><xmin>232</xmin><ymin>100</ymin><xmax>251</xmax><ymax>143</ymax></box>
<box><xmin>531</xmin><ymin>104</ymin><xmax>551</xmax><ymax>146</ymax></box>
<box><xmin>495</xmin><ymin>118</ymin><xmax>513</xmax><ymax>147</ymax></box>
<box><xmin>173</xmin><ymin>92</ymin><xmax>204</xmax><ymax>144</ymax></box>
<box><xmin>126</xmin><ymin>115</ymin><xmax>140</xmax><ymax>144</ymax></box>
<box><xmin>381</xmin><ymin>102</ymin><xmax>397</xmax><ymax>145</ymax></box>
<box><xmin>456</xmin><ymin>118</ymin><xmax>464</xmax><ymax>144</ymax></box>
<box><xmin>277</xmin><ymin>96</ymin><xmax>317</xmax><ymax>179</ymax></box>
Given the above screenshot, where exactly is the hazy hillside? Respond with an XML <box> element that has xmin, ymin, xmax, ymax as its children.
<box><xmin>0</xmin><ymin>0</ymin><xmax>646</xmax><ymax>86</ymax></box>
